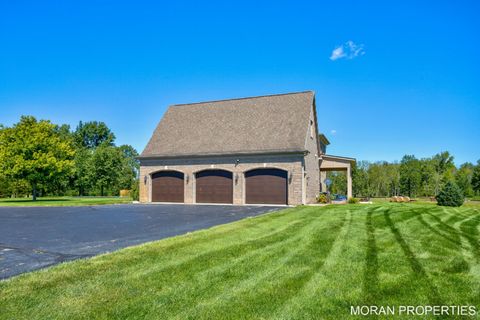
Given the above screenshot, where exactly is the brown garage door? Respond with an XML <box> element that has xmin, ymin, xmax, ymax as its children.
<box><xmin>151</xmin><ymin>171</ymin><xmax>184</xmax><ymax>203</ymax></box>
<box><xmin>245</xmin><ymin>169</ymin><xmax>288</xmax><ymax>205</ymax></box>
<box><xmin>196</xmin><ymin>170</ymin><xmax>233</xmax><ymax>204</ymax></box>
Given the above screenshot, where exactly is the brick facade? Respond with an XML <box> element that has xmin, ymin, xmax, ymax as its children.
<box><xmin>139</xmin><ymin>153</ymin><xmax>311</xmax><ymax>205</ymax></box>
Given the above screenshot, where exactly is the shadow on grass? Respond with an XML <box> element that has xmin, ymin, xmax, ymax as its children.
<box><xmin>459</xmin><ymin>213</ymin><xmax>480</xmax><ymax>261</ymax></box>
<box><xmin>384</xmin><ymin>210</ymin><xmax>444</xmax><ymax>306</ymax></box>
<box><xmin>416</xmin><ymin>214</ymin><xmax>462</xmax><ymax>247</ymax></box>
<box><xmin>363</xmin><ymin>207</ymin><xmax>379</xmax><ymax>304</ymax></box>
<box><xmin>424</xmin><ymin>210</ymin><xmax>480</xmax><ymax>261</ymax></box>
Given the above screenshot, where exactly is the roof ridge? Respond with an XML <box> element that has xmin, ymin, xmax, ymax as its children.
<box><xmin>171</xmin><ymin>90</ymin><xmax>314</xmax><ymax>107</ymax></box>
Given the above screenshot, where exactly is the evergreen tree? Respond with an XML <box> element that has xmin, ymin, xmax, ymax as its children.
<box><xmin>436</xmin><ymin>181</ymin><xmax>464</xmax><ymax>207</ymax></box>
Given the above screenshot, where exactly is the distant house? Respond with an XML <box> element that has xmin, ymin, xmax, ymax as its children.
<box><xmin>139</xmin><ymin>91</ymin><xmax>355</xmax><ymax>205</ymax></box>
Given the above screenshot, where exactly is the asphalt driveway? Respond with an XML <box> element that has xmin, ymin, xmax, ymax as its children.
<box><xmin>0</xmin><ymin>204</ymin><xmax>283</xmax><ymax>279</ymax></box>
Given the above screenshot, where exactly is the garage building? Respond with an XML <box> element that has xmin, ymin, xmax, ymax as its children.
<box><xmin>139</xmin><ymin>91</ymin><xmax>353</xmax><ymax>205</ymax></box>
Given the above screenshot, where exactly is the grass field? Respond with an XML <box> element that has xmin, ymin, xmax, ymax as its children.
<box><xmin>0</xmin><ymin>196</ymin><xmax>133</xmax><ymax>206</ymax></box>
<box><xmin>1</xmin><ymin>203</ymin><xmax>480</xmax><ymax>319</ymax></box>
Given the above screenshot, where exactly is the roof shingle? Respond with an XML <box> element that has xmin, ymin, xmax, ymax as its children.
<box><xmin>141</xmin><ymin>91</ymin><xmax>314</xmax><ymax>157</ymax></box>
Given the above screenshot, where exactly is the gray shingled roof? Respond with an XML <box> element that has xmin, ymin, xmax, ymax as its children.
<box><xmin>140</xmin><ymin>91</ymin><xmax>314</xmax><ymax>158</ymax></box>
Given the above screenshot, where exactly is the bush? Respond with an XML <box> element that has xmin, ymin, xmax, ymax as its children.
<box><xmin>348</xmin><ymin>197</ymin><xmax>359</xmax><ymax>204</ymax></box>
<box><xmin>131</xmin><ymin>179</ymin><xmax>139</xmax><ymax>201</ymax></box>
<box><xmin>316</xmin><ymin>193</ymin><xmax>330</xmax><ymax>204</ymax></box>
<box><xmin>436</xmin><ymin>181</ymin><xmax>464</xmax><ymax>207</ymax></box>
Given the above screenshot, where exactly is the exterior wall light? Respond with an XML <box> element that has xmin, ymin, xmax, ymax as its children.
<box><xmin>288</xmin><ymin>172</ymin><xmax>293</xmax><ymax>184</ymax></box>
<box><xmin>235</xmin><ymin>173</ymin><xmax>239</xmax><ymax>184</ymax></box>
<box><xmin>144</xmin><ymin>175</ymin><xmax>148</xmax><ymax>185</ymax></box>
<box><xmin>235</xmin><ymin>159</ymin><xmax>240</xmax><ymax>166</ymax></box>
<box><xmin>186</xmin><ymin>174</ymin><xmax>189</xmax><ymax>184</ymax></box>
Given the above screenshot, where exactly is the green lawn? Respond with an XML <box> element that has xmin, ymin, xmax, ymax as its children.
<box><xmin>1</xmin><ymin>203</ymin><xmax>480</xmax><ymax>319</ymax></box>
<box><xmin>0</xmin><ymin>196</ymin><xmax>133</xmax><ymax>206</ymax></box>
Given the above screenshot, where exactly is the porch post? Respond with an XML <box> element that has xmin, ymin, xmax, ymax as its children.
<box><xmin>347</xmin><ymin>165</ymin><xmax>353</xmax><ymax>199</ymax></box>
<box><xmin>320</xmin><ymin>170</ymin><xmax>327</xmax><ymax>192</ymax></box>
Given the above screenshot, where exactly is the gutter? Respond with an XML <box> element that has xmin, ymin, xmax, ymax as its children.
<box><xmin>137</xmin><ymin>149</ymin><xmax>308</xmax><ymax>161</ymax></box>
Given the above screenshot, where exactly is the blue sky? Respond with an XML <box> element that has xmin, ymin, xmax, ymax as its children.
<box><xmin>1</xmin><ymin>1</ymin><xmax>479</xmax><ymax>165</ymax></box>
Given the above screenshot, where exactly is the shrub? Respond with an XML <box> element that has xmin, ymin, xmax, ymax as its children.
<box><xmin>131</xmin><ymin>180</ymin><xmax>139</xmax><ymax>201</ymax></box>
<box><xmin>316</xmin><ymin>193</ymin><xmax>329</xmax><ymax>204</ymax></box>
<box><xmin>348</xmin><ymin>197</ymin><xmax>359</xmax><ymax>204</ymax></box>
<box><xmin>436</xmin><ymin>181</ymin><xmax>464</xmax><ymax>207</ymax></box>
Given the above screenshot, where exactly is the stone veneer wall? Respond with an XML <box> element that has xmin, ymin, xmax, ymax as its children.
<box><xmin>139</xmin><ymin>154</ymin><xmax>304</xmax><ymax>205</ymax></box>
<box><xmin>303</xmin><ymin>110</ymin><xmax>321</xmax><ymax>204</ymax></box>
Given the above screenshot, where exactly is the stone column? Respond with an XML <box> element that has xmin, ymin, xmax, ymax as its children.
<box><xmin>320</xmin><ymin>170</ymin><xmax>327</xmax><ymax>192</ymax></box>
<box><xmin>233</xmin><ymin>171</ymin><xmax>243</xmax><ymax>205</ymax></box>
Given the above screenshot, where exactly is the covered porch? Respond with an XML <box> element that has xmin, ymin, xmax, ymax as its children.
<box><xmin>319</xmin><ymin>154</ymin><xmax>356</xmax><ymax>199</ymax></box>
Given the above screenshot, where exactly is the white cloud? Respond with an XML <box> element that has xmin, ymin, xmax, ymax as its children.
<box><xmin>330</xmin><ymin>47</ymin><xmax>346</xmax><ymax>61</ymax></box>
<box><xmin>330</xmin><ymin>129</ymin><xmax>337</xmax><ymax>135</ymax></box>
<box><xmin>330</xmin><ymin>40</ymin><xmax>365</xmax><ymax>61</ymax></box>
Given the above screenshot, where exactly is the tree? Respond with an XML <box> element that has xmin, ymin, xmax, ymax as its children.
<box><xmin>352</xmin><ymin>161</ymin><xmax>369</xmax><ymax>197</ymax></box>
<box><xmin>455</xmin><ymin>163</ymin><xmax>474</xmax><ymax>197</ymax></box>
<box><xmin>0</xmin><ymin>116</ymin><xmax>75</xmax><ymax>200</ymax></box>
<box><xmin>55</xmin><ymin>124</ymin><xmax>73</xmax><ymax>141</ymax></box>
<box><xmin>74</xmin><ymin>148</ymin><xmax>93</xmax><ymax>196</ymax></box>
<box><xmin>327</xmin><ymin>171</ymin><xmax>347</xmax><ymax>195</ymax></box>
<box><xmin>472</xmin><ymin>160</ymin><xmax>480</xmax><ymax>195</ymax></box>
<box><xmin>117</xmin><ymin>145</ymin><xmax>139</xmax><ymax>190</ymax></box>
<box><xmin>399</xmin><ymin>155</ymin><xmax>422</xmax><ymax>197</ymax></box>
<box><xmin>386</xmin><ymin>162</ymin><xmax>401</xmax><ymax>196</ymax></box>
<box><xmin>74</xmin><ymin>121</ymin><xmax>115</xmax><ymax>149</ymax></box>
<box><xmin>436</xmin><ymin>181</ymin><xmax>464</xmax><ymax>207</ymax></box>
<box><xmin>89</xmin><ymin>145</ymin><xmax>123</xmax><ymax>196</ymax></box>
<box><xmin>432</xmin><ymin>151</ymin><xmax>455</xmax><ymax>176</ymax></box>
<box><xmin>368</xmin><ymin>162</ymin><xmax>394</xmax><ymax>197</ymax></box>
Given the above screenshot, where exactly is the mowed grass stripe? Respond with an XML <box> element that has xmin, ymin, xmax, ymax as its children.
<box><xmin>272</xmin><ymin>208</ymin><xmax>367</xmax><ymax>319</ymax></box>
<box><xmin>174</xmin><ymin>211</ymin><xmax>342</xmax><ymax>317</ymax></box>
<box><xmin>1</xmin><ymin>204</ymin><xmax>480</xmax><ymax>320</ymax></box>
<box><xmin>126</xmin><ymin>211</ymin><xmax>332</xmax><ymax>318</ymax></box>
<box><xmin>173</xmin><ymin>207</ymin><xmax>348</xmax><ymax>319</ymax></box>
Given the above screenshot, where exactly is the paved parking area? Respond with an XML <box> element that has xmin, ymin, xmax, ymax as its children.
<box><xmin>0</xmin><ymin>204</ymin><xmax>283</xmax><ymax>279</ymax></box>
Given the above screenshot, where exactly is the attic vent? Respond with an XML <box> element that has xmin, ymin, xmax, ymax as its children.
<box><xmin>310</xmin><ymin>120</ymin><xmax>314</xmax><ymax>139</ymax></box>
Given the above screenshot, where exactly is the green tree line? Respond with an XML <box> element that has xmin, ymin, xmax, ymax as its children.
<box><xmin>0</xmin><ymin>116</ymin><xmax>139</xmax><ymax>200</ymax></box>
<box><xmin>328</xmin><ymin>151</ymin><xmax>480</xmax><ymax>198</ymax></box>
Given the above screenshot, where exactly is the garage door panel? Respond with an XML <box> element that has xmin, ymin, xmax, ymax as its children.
<box><xmin>151</xmin><ymin>171</ymin><xmax>184</xmax><ymax>203</ymax></box>
<box><xmin>245</xmin><ymin>169</ymin><xmax>287</xmax><ymax>205</ymax></box>
<box><xmin>196</xmin><ymin>170</ymin><xmax>233</xmax><ymax>204</ymax></box>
